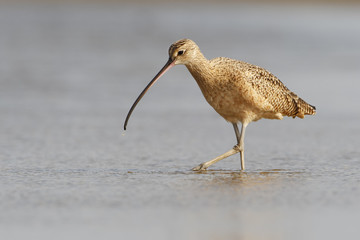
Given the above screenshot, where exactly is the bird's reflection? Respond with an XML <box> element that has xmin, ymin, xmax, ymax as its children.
<box><xmin>193</xmin><ymin>169</ymin><xmax>304</xmax><ymax>188</ymax></box>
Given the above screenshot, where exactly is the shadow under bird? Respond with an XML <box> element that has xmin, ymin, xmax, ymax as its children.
<box><xmin>124</xmin><ymin>39</ymin><xmax>316</xmax><ymax>171</ymax></box>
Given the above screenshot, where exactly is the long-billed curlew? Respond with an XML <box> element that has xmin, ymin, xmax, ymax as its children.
<box><xmin>124</xmin><ymin>39</ymin><xmax>316</xmax><ymax>171</ymax></box>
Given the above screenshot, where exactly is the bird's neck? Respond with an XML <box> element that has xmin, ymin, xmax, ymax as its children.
<box><xmin>185</xmin><ymin>53</ymin><xmax>214</xmax><ymax>86</ymax></box>
<box><xmin>185</xmin><ymin>53</ymin><xmax>217</xmax><ymax>106</ymax></box>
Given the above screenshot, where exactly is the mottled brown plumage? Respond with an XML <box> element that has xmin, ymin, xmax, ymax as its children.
<box><xmin>124</xmin><ymin>39</ymin><xmax>316</xmax><ymax>171</ymax></box>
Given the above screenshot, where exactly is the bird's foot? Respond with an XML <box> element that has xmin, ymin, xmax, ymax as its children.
<box><xmin>192</xmin><ymin>162</ymin><xmax>208</xmax><ymax>171</ymax></box>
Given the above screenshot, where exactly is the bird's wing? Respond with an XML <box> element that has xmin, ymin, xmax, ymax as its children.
<box><xmin>240</xmin><ymin>62</ymin><xmax>310</xmax><ymax>118</ymax></box>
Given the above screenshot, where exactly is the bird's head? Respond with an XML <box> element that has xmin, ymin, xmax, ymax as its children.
<box><xmin>168</xmin><ymin>39</ymin><xmax>200</xmax><ymax>65</ymax></box>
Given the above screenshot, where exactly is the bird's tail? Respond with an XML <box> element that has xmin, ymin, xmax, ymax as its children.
<box><xmin>296</xmin><ymin>98</ymin><xmax>316</xmax><ymax>118</ymax></box>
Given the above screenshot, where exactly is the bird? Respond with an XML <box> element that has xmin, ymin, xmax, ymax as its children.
<box><xmin>124</xmin><ymin>39</ymin><xmax>316</xmax><ymax>171</ymax></box>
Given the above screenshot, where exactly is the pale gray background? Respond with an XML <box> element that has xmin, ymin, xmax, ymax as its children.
<box><xmin>1</xmin><ymin>3</ymin><xmax>359</xmax><ymax>240</ymax></box>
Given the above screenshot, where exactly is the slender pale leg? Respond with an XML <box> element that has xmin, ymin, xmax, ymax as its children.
<box><xmin>233</xmin><ymin>123</ymin><xmax>247</xmax><ymax>171</ymax></box>
<box><xmin>192</xmin><ymin>122</ymin><xmax>248</xmax><ymax>171</ymax></box>
<box><xmin>191</xmin><ymin>147</ymin><xmax>239</xmax><ymax>171</ymax></box>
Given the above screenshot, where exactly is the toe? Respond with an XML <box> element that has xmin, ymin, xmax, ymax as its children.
<box><xmin>192</xmin><ymin>163</ymin><xmax>207</xmax><ymax>171</ymax></box>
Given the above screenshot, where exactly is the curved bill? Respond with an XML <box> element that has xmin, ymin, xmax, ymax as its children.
<box><xmin>124</xmin><ymin>58</ymin><xmax>175</xmax><ymax>130</ymax></box>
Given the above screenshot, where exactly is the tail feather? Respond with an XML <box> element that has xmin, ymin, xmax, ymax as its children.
<box><xmin>297</xmin><ymin>98</ymin><xmax>316</xmax><ymax>118</ymax></box>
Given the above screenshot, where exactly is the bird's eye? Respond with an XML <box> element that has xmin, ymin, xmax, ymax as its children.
<box><xmin>177</xmin><ymin>50</ymin><xmax>184</xmax><ymax>56</ymax></box>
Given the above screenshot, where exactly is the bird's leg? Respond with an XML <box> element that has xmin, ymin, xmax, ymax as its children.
<box><xmin>192</xmin><ymin>147</ymin><xmax>239</xmax><ymax>171</ymax></box>
<box><xmin>233</xmin><ymin>122</ymin><xmax>247</xmax><ymax>171</ymax></box>
<box><xmin>191</xmin><ymin>122</ymin><xmax>248</xmax><ymax>171</ymax></box>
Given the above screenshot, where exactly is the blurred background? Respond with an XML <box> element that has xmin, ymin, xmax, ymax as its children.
<box><xmin>1</xmin><ymin>0</ymin><xmax>360</xmax><ymax>240</ymax></box>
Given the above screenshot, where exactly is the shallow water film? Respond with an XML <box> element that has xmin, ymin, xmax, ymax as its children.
<box><xmin>1</xmin><ymin>3</ymin><xmax>360</xmax><ymax>240</ymax></box>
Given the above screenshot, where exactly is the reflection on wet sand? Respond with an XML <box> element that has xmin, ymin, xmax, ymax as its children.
<box><xmin>194</xmin><ymin>169</ymin><xmax>303</xmax><ymax>187</ymax></box>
